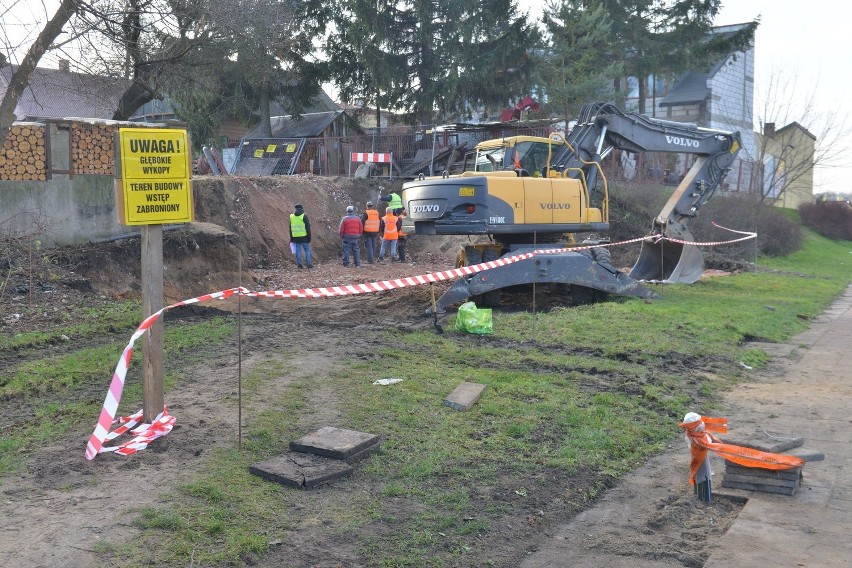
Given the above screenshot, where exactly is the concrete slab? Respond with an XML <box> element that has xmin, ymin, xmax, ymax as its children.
<box><xmin>751</xmin><ymin>342</ymin><xmax>799</xmax><ymax>358</ymax></box>
<box><xmin>444</xmin><ymin>381</ymin><xmax>487</xmax><ymax>411</ymax></box>
<box><xmin>789</xmin><ymin>447</ymin><xmax>825</xmax><ymax>462</ymax></box>
<box><xmin>289</xmin><ymin>426</ymin><xmax>382</xmax><ymax>462</ymax></box>
<box><xmin>722</xmin><ymin>435</ymin><xmax>804</xmax><ymax>452</ymax></box>
<box><xmin>723</xmin><ymin>473</ymin><xmax>799</xmax><ymax>488</ymax></box>
<box><xmin>725</xmin><ymin>463</ymin><xmax>802</xmax><ymax>481</ymax></box>
<box><xmin>249</xmin><ymin>452</ymin><xmax>353</xmax><ymax>489</ymax></box>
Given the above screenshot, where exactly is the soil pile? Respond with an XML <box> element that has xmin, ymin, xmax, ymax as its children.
<box><xmin>57</xmin><ymin>175</ymin><xmax>472</xmax><ymax>304</ymax></box>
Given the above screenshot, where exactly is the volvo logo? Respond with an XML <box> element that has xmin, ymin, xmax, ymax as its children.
<box><xmin>411</xmin><ymin>204</ymin><xmax>441</xmax><ymax>213</ymax></box>
<box><xmin>540</xmin><ymin>203</ymin><xmax>572</xmax><ymax>210</ymax></box>
<box><xmin>665</xmin><ymin>135</ymin><xmax>699</xmax><ymax>148</ymax></box>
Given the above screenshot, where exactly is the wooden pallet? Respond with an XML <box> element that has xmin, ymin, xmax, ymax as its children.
<box><xmin>721</xmin><ymin>462</ymin><xmax>803</xmax><ymax>496</ymax></box>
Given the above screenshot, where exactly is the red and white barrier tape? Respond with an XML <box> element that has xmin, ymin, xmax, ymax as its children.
<box><xmin>85</xmin><ymin>289</ymin><xmax>242</xmax><ymax>460</ymax></box>
<box><xmin>649</xmin><ymin>222</ymin><xmax>758</xmax><ymax>247</ymax></box>
<box><xmin>85</xmin><ymin>226</ymin><xmax>755</xmax><ymax>459</ymax></box>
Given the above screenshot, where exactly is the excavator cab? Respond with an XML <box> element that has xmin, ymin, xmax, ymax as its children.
<box><xmin>465</xmin><ymin>136</ymin><xmax>557</xmax><ymax>177</ymax></box>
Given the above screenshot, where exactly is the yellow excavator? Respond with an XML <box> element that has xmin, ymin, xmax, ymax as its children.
<box><xmin>403</xmin><ymin>101</ymin><xmax>741</xmax><ymax>312</ymax></box>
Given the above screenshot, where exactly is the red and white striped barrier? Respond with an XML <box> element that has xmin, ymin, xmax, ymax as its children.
<box><xmin>351</xmin><ymin>152</ymin><xmax>392</xmax><ymax>163</ymax></box>
<box><xmin>653</xmin><ymin>222</ymin><xmax>758</xmax><ymax>247</ymax></box>
<box><xmin>85</xmin><ymin>226</ymin><xmax>755</xmax><ymax>459</ymax></box>
<box><xmin>85</xmin><ymin>288</ymin><xmax>243</xmax><ymax>460</ymax></box>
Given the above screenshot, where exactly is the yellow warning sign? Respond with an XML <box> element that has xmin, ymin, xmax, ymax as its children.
<box><xmin>118</xmin><ymin>128</ymin><xmax>192</xmax><ymax>225</ymax></box>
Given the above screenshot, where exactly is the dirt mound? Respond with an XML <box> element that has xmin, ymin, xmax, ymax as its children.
<box><xmin>70</xmin><ymin>223</ymin><xmax>245</xmax><ymax>302</ymax></box>
<box><xmin>193</xmin><ymin>175</ymin><xmax>415</xmax><ymax>268</ymax></box>
<box><xmin>46</xmin><ymin>175</ymin><xmax>470</xmax><ymax>304</ymax></box>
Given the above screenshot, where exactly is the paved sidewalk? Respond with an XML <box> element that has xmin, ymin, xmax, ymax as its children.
<box><xmin>522</xmin><ymin>285</ymin><xmax>852</xmax><ymax>568</ymax></box>
<box><xmin>703</xmin><ymin>284</ymin><xmax>852</xmax><ymax>567</ymax></box>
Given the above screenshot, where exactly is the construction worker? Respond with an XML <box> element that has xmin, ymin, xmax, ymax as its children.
<box><xmin>378</xmin><ymin>207</ymin><xmax>398</xmax><ymax>262</ymax></box>
<box><xmin>379</xmin><ymin>188</ymin><xmax>404</xmax><ymax>215</ymax></box>
<box><xmin>289</xmin><ymin>203</ymin><xmax>313</xmax><ymax>269</ymax></box>
<box><xmin>339</xmin><ymin>205</ymin><xmax>363</xmax><ymax>267</ymax></box>
<box><xmin>396</xmin><ymin>208</ymin><xmax>408</xmax><ymax>262</ymax></box>
<box><xmin>361</xmin><ymin>201</ymin><xmax>380</xmax><ymax>264</ymax></box>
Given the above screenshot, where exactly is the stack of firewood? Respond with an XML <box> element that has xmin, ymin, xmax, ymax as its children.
<box><xmin>71</xmin><ymin>122</ymin><xmax>117</xmax><ymax>175</ymax></box>
<box><xmin>0</xmin><ymin>124</ymin><xmax>47</xmax><ymax>181</ymax></box>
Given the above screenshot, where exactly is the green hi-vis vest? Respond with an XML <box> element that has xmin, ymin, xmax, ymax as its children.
<box><xmin>290</xmin><ymin>213</ymin><xmax>307</xmax><ymax>237</ymax></box>
<box><xmin>387</xmin><ymin>193</ymin><xmax>402</xmax><ymax>210</ymax></box>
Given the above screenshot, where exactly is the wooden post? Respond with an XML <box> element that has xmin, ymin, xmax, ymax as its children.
<box><xmin>141</xmin><ymin>224</ymin><xmax>165</xmax><ymax>422</ymax></box>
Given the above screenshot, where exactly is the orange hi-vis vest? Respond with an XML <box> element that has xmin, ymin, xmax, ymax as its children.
<box><xmin>383</xmin><ymin>213</ymin><xmax>398</xmax><ymax>240</ymax></box>
<box><xmin>364</xmin><ymin>209</ymin><xmax>380</xmax><ymax>233</ymax></box>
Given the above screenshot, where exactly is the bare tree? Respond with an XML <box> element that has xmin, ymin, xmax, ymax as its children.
<box><xmin>0</xmin><ymin>0</ymin><xmax>80</xmax><ymax>146</ymax></box>
<box><xmin>2</xmin><ymin>0</ymin><xmax>218</xmax><ymax>135</ymax></box>
<box><xmin>60</xmin><ymin>0</ymin><xmax>216</xmax><ymax>120</ymax></box>
<box><xmin>747</xmin><ymin>69</ymin><xmax>850</xmax><ymax>206</ymax></box>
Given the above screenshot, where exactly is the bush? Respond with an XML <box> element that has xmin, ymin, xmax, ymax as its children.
<box><xmin>605</xmin><ymin>184</ymin><xmax>803</xmax><ymax>266</ymax></box>
<box><xmin>693</xmin><ymin>192</ymin><xmax>802</xmax><ymax>258</ymax></box>
<box><xmin>799</xmin><ymin>201</ymin><xmax>852</xmax><ymax>241</ymax></box>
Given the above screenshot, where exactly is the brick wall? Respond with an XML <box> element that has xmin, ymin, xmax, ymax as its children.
<box><xmin>707</xmin><ymin>49</ymin><xmax>756</xmax><ymax>192</ymax></box>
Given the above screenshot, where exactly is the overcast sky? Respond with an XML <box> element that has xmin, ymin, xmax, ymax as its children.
<box><xmin>517</xmin><ymin>0</ymin><xmax>851</xmax><ymax>195</ymax></box>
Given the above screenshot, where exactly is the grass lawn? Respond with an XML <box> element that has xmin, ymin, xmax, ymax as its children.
<box><xmin>3</xmin><ymin>229</ymin><xmax>850</xmax><ymax>567</ymax></box>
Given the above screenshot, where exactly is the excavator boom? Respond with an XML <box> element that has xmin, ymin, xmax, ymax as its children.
<box><xmin>556</xmin><ymin>102</ymin><xmax>741</xmax><ymax>282</ymax></box>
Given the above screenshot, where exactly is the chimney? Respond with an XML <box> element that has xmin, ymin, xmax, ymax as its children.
<box><xmin>58</xmin><ymin>59</ymin><xmax>70</xmax><ymax>72</ymax></box>
<box><xmin>763</xmin><ymin>122</ymin><xmax>776</xmax><ymax>138</ymax></box>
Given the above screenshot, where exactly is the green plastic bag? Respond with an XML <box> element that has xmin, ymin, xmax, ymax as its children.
<box><xmin>455</xmin><ymin>301</ymin><xmax>493</xmax><ymax>334</ymax></box>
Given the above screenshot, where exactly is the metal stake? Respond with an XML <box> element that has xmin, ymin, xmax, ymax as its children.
<box><xmin>237</xmin><ymin>249</ymin><xmax>243</xmax><ymax>450</ymax></box>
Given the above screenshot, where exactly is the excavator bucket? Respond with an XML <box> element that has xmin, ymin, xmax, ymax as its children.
<box><xmin>629</xmin><ymin>237</ymin><xmax>705</xmax><ymax>284</ymax></box>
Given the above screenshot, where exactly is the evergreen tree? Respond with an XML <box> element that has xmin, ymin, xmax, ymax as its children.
<box><xmin>445</xmin><ymin>0</ymin><xmax>542</xmax><ymax>121</ymax></box>
<box><xmin>540</xmin><ymin>0</ymin><xmax>624</xmax><ymax>120</ymax></box>
<box><xmin>165</xmin><ymin>0</ymin><xmax>329</xmax><ymax>145</ymax></box>
<box><xmin>324</xmin><ymin>0</ymin><xmax>410</xmax><ymax>127</ymax></box>
<box><xmin>327</xmin><ymin>0</ymin><xmax>540</xmax><ymax>125</ymax></box>
<box><xmin>599</xmin><ymin>0</ymin><xmax>757</xmax><ymax>114</ymax></box>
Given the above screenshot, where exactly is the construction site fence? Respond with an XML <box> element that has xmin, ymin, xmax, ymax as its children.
<box><xmin>227</xmin><ymin>124</ymin><xmax>756</xmax><ymax>192</ymax></box>
<box><xmin>280</xmin><ymin>124</ymin><xmax>554</xmax><ymax>178</ymax></box>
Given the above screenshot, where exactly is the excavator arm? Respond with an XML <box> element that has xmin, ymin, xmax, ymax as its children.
<box><xmin>552</xmin><ymin>102</ymin><xmax>741</xmax><ymax>282</ymax></box>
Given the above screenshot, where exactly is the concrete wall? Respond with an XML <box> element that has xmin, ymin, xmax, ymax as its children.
<box><xmin>1</xmin><ymin>117</ymin><xmax>175</xmax><ymax>245</ymax></box>
<box><xmin>1</xmin><ymin>117</ymin><xmax>126</xmax><ymax>245</ymax></box>
<box><xmin>0</xmin><ymin>173</ymin><xmax>129</xmax><ymax>246</ymax></box>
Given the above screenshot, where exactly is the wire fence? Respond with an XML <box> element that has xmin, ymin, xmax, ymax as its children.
<box><xmin>229</xmin><ymin>123</ymin><xmax>755</xmax><ymax>192</ymax></box>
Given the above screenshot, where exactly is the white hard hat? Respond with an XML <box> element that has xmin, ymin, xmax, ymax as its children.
<box><xmin>683</xmin><ymin>412</ymin><xmax>702</xmax><ymax>423</ymax></box>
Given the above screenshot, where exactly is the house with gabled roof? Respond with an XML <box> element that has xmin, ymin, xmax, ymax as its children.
<box><xmin>653</xmin><ymin>23</ymin><xmax>757</xmax><ymax>194</ymax></box>
<box><xmin>0</xmin><ymin>60</ymin><xmax>130</xmax><ymax>121</ymax></box>
<box><xmin>243</xmin><ymin>88</ymin><xmax>354</xmax><ymax>139</ymax></box>
<box><xmin>755</xmin><ymin>121</ymin><xmax>817</xmax><ymax>209</ymax></box>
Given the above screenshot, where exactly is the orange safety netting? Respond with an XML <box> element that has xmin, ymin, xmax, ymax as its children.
<box><xmin>678</xmin><ymin>415</ymin><xmax>805</xmax><ymax>485</ymax></box>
